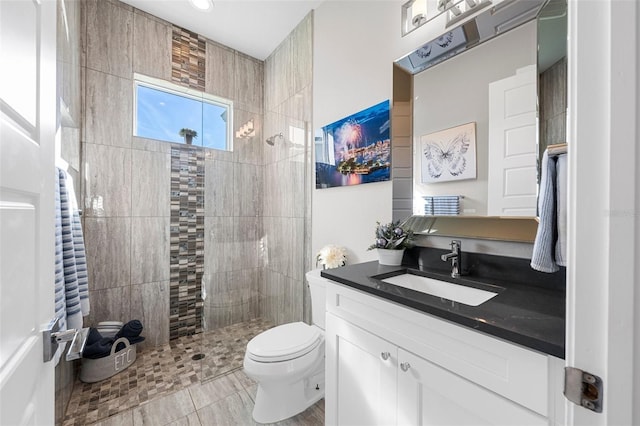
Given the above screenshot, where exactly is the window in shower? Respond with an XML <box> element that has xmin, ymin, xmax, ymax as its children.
<box><xmin>133</xmin><ymin>73</ymin><xmax>233</xmax><ymax>151</ymax></box>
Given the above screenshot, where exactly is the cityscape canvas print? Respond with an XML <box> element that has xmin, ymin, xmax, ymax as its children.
<box><xmin>315</xmin><ymin>100</ymin><xmax>391</xmax><ymax>189</ymax></box>
<box><xmin>420</xmin><ymin>122</ymin><xmax>477</xmax><ymax>183</ymax></box>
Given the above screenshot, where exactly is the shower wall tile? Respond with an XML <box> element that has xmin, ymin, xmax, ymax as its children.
<box><xmin>233</xmin><ymin>163</ymin><xmax>262</xmax><ymax>217</ymax></box>
<box><xmin>88</xmin><ymin>286</ymin><xmax>131</xmax><ymax>326</ymax></box>
<box><xmin>233</xmin><ymin>217</ymin><xmax>261</xmax><ymax>271</ymax></box>
<box><xmin>131</xmin><ymin>217</ymin><xmax>170</xmax><ymax>285</ymax></box>
<box><xmin>133</xmin><ymin>11</ymin><xmax>172</xmax><ymax>80</ymax></box>
<box><xmin>171</xmin><ymin>26</ymin><xmax>206</xmax><ymax>91</ymax></box>
<box><xmin>83</xmin><ymin>143</ymin><xmax>131</xmax><ymax>217</ymax></box>
<box><xmin>234</xmin><ymin>54</ymin><xmax>263</xmax><ymax>114</ymax></box>
<box><xmin>205</xmin><ymin>41</ymin><xmax>236</xmax><ymax>100</ymax></box>
<box><xmin>84</xmin><ymin>217</ymin><xmax>131</xmax><ymax>290</ymax></box>
<box><xmin>131</xmin><ymin>149</ymin><xmax>170</xmax><ymax>217</ymax></box>
<box><xmin>232</xmin><ymin>108</ymin><xmax>263</xmax><ymax>166</ymax></box>
<box><xmin>131</xmin><ymin>281</ymin><xmax>170</xmax><ymax>348</ymax></box>
<box><xmin>290</xmin><ymin>13</ymin><xmax>313</xmax><ymax>95</ymax></box>
<box><xmin>84</xmin><ymin>69</ymin><xmax>132</xmax><ymax>148</ymax></box>
<box><xmin>132</xmin><ymin>136</ymin><xmax>172</xmax><ymax>154</ymax></box>
<box><xmin>204</xmin><ymin>159</ymin><xmax>234</xmax><ymax>217</ymax></box>
<box><xmin>203</xmin><ymin>270</ymin><xmax>259</xmax><ymax>328</ymax></box>
<box><xmin>204</xmin><ymin>216</ymin><xmax>234</xmax><ymax>274</ymax></box>
<box><xmin>85</xmin><ymin>0</ymin><xmax>132</xmax><ymax>78</ymax></box>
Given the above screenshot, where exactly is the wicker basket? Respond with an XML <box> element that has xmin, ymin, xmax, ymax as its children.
<box><xmin>79</xmin><ymin>337</ymin><xmax>137</xmax><ymax>383</ymax></box>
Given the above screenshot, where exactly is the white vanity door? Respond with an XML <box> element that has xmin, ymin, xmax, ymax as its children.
<box><xmin>397</xmin><ymin>348</ymin><xmax>547</xmax><ymax>426</ymax></box>
<box><xmin>325</xmin><ymin>313</ymin><xmax>398</xmax><ymax>426</ymax></box>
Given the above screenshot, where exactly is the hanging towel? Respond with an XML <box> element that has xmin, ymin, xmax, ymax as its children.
<box><xmin>555</xmin><ymin>154</ymin><xmax>567</xmax><ymax>266</ymax></box>
<box><xmin>53</xmin><ymin>171</ymin><xmax>67</xmax><ymax>365</ymax></box>
<box><xmin>56</xmin><ymin>168</ymin><xmax>90</xmax><ymax>330</ymax></box>
<box><xmin>531</xmin><ymin>151</ymin><xmax>559</xmax><ymax>272</ymax></box>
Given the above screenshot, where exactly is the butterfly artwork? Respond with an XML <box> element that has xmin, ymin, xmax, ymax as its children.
<box><xmin>420</xmin><ymin>122</ymin><xmax>477</xmax><ymax>183</ymax></box>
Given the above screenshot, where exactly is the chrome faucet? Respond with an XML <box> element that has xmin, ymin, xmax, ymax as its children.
<box><xmin>441</xmin><ymin>240</ymin><xmax>462</xmax><ymax>278</ymax></box>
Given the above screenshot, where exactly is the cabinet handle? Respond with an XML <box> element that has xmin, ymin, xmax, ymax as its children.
<box><xmin>381</xmin><ymin>351</ymin><xmax>391</xmax><ymax>361</ymax></box>
<box><xmin>400</xmin><ymin>362</ymin><xmax>411</xmax><ymax>372</ymax></box>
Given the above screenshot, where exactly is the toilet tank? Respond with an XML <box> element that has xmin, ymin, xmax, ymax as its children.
<box><xmin>305</xmin><ymin>269</ymin><xmax>328</xmax><ymax>330</ymax></box>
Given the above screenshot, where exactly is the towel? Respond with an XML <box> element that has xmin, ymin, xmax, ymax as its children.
<box><xmin>54</xmin><ymin>167</ymin><xmax>91</xmax><ymax>363</ymax></box>
<box><xmin>53</xmin><ymin>171</ymin><xmax>67</xmax><ymax>365</ymax></box>
<box><xmin>555</xmin><ymin>154</ymin><xmax>567</xmax><ymax>266</ymax></box>
<box><xmin>531</xmin><ymin>151</ymin><xmax>559</xmax><ymax>272</ymax></box>
<box><xmin>115</xmin><ymin>320</ymin><xmax>145</xmax><ymax>344</ymax></box>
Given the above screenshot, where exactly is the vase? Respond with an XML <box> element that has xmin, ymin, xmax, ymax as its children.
<box><xmin>377</xmin><ymin>248</ymin><xmax>405</xmax><ymax>266</ymax></box>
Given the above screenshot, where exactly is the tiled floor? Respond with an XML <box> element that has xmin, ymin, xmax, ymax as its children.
<box><xmin>62</xmin><ymin>318</ymin><xmax>318</xmax><ymax>425</ymax></box>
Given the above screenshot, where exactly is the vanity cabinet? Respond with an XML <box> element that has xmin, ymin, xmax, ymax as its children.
<box><xmin>324</xmin><ymin>280</ymin><xmax>565</xmax><ymax>426</ymax></box>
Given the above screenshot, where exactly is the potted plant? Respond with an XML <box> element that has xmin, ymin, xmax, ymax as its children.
<box><xmin>367</xmin><ymin>220</ymin><xmax>414</xmax><ymax>266</ymax></box>
<box><xmin>179</xmin><ymin>128</ymin><xmax>198</xmax><ymax>145</ymax></box>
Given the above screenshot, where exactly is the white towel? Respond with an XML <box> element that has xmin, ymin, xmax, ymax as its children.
<box><xmin>555</xmin><ymin>154</ymin><xmax>567</xmax><ymax>266</ymax></box>
<box><xmin>531</xmin><ymin>151</ymin><xmax>559</xmax><ymax>272</ymax></box>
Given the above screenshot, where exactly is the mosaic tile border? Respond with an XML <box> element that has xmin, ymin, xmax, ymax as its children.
<box><xmin>170</xmin><ymin>146</ymin><xmax>205</xmax><ymax>339</ymax></box>
<box><xmin>171</xmin><ymin>26</ymin><xmax>206</xmax><ymax>90</ymax></box>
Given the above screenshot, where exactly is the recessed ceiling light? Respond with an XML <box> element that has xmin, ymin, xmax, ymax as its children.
<box><xmin>189</xmin><ymin>0</ymin><xmax>213</xmax><ymax>11</ymax></box>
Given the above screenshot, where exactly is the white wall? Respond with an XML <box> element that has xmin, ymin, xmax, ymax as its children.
<box><xmin>312</xmin><ymin>0</ymin><xmax>458</xmax><ymax>264</ymax></box>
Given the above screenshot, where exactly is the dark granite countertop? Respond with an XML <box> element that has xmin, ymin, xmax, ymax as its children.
<box><xmin>320</xmin><ymin>256</ymin><xmax>566</xmax><ymax>359</ymax></box>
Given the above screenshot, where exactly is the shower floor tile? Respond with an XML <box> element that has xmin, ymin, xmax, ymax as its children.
<box><xmin>63</xmin><ymin>318</ymin><xmax>274</xmax><ymax>426</ymax></box>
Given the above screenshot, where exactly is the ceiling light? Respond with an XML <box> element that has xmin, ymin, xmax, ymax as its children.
<box><xmin>189</xmin><ymin>0</ymin><xmax>213</xmax><ymax>11</ymax></box>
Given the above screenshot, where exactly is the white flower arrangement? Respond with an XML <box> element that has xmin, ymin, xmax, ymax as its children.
<box><xmin>316</xmin><ymin>245</ymin><xmax>347</xmax><ymax>269</ymax></box>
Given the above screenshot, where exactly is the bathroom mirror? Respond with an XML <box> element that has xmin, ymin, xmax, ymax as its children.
<box><xmin>394</xmin><ymin>0</ymin><xmax>567</xmax><ymax>225</ymax></box>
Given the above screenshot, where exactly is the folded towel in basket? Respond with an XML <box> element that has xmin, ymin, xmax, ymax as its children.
<box><xmin>83</xmin><ymin>337</ymin><xmax>115</xmax><ymax>359</ymax></box>
<box><xmin>115</xmin><ymin>320</ymin><xmax>145</xmax><ymax>344</ymax></box>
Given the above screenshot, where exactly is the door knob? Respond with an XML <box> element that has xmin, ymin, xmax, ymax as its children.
<box><xmin>381</xmin><ymin>351</ymin><xmax>391</xmax><ymax>361</ymax></box>
<box><xmin>400</xmin><ymin>362</ymin><xmax>411</xmax><ymax>372</ymax></box>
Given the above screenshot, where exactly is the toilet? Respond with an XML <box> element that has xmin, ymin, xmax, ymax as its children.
<box><xmin>243</xmin><ymin>269</ymin><xmax>327</xmax><ymax>423</ymax></box>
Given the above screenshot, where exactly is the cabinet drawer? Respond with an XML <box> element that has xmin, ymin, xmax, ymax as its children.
<box><xmin>326</xmin><ymin>281</ymin><xmax>549</xmax><ymax>416</ymax></box>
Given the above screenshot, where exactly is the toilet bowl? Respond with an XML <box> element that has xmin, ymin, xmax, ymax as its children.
<box><xmin>243</xmin><ymin>270</ymin><xmax>327</xmax><ymax>423</ymax></box>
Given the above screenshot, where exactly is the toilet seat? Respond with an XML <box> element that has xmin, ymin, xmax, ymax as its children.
<box><xmin>247</xmin><ymin>322</ymin><xmax>322</xmax><ymax>363</ymax></box>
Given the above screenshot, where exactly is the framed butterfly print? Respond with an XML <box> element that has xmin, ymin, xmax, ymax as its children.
<box><xmin>420</xmin><ymin>122</ymin><xmax>477</xmax><ymax>183</ymax></box>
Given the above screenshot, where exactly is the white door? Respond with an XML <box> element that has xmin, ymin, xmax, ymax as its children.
<box><xmin>325</xmin><ymin>313</ymin><xmax>397</xmax><ymax>426</ymax></box>
<box><xmin>397</xmin><ymin>349</ymin><xmax>547</xmax><ymax>426</ymax></box>
<box><xmin>487</xmin><ymin>65</ymin><xmax>538</xmax><ymax>217</ymax></box>
<box><xmin>0</xmin><ymin>0</ymin><xmax>57</xmax><ymax>424</ymax></box>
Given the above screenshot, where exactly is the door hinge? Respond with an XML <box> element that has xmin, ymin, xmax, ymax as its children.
<box><xmin>564</xmin><ymin>367</ymin><xmax>603</xmax><ymax>413</ymax></box>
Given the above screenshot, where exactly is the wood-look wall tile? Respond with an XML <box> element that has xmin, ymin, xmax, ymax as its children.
<box><xmin>131</xmin><ymin>217</ymin><xmax>170</xmax><ymax>284</ymax></box>
<box><xmin>131</xmin><ymin>281</ymin><xmax>170</xmax><ymax>348</ymax></box>
<box><xmin>85</xmin><ymin>0</ymin><xmax>132</xmax><ymax>78</ymax></box>
<box><xmin>84</xmin><ymin>69</ymin><xmax>132</xmax><ymax>148</ymax></box>
<box><xmin>83</xmin><ymin>143</ymin><xmax>131</xmax><ymax>217</ymax></box>
<box><xmin>204</xmin><ymin>217</ymin><xmax>234</xmax><ymax>274</ymax></box>
<box><xmin>232</xmin><ymin>109</ymin><xmax>263</xmax><ymax>166</ymax></box>
<box><xmin>205</xmin><ymin>42</ymin><xmax>235</xmax><ymax>100</ymax></box>
<box><xmin>204</xmin><ymin>159</ymin><xmax>234</xmax><ymax>217</ymax></box>
<box><xmin>88</xmin><ymin>286</ymin><xmax>131</xmax><ymax>326</ymax></box>
<box><xmin>131</xmin><ymin>149</ymin><xmax>170</xmax><ymax>217</ymax></box>
<box><xmin>85</xmin><ymin>217</ymin><xmax>131</xmax><ymax>290</ymax></box>
<box><xmin>133</xmin><ymin>11</ymin><xmax>172</xmax><ymax>80</ymax></box>
<box><xmin>233</xmin><ymin>162</ymin><xmax>262</xmax><ymax>217</ymax></box>
<box><xmin>290</xmin><ymin>13</ymin><xmax>313</xmax><ymax>95</ymax></box>
<box><xmin>234</xmin><ymin>55</ymin><xmax>263</xmax><ymax>114</ymax></box>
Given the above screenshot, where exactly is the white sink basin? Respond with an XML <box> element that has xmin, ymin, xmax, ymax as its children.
<box><xmin>381</xmin><ymin>274</ymin><xmax>498</xmax><ymax>306</ymax></box>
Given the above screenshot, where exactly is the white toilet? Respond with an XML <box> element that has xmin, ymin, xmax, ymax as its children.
<box><xmin>243</xmin><ymin>269</ymin><xmax>327</xmax><ymax>423</ymax></box>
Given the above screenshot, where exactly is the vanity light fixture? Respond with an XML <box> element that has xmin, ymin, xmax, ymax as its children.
<box><xmin>235</xmin><ymin>119</ymin><xmax>255</xmax><ymax>139</ymax></box>
<box><xmin>188</xmin><ymin>0</ymin><xmax>213</xmax><ymax>11</ymax></box>
<box><xmin>401</xmin><ymin>0</ymin><xmax>428</xmax><ymax>36</ymax></box>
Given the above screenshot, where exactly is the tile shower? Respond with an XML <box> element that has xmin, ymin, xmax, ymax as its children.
<box><xmin>57</xmin><ymin>0</ymin><xmax>313</xmax><ymax>423</ymax></box>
